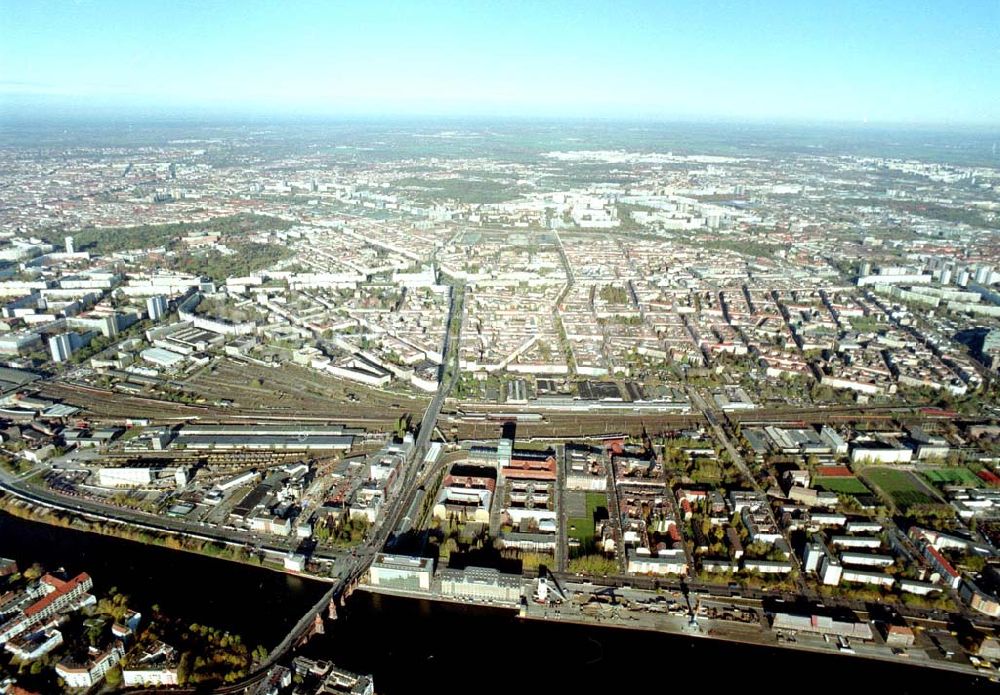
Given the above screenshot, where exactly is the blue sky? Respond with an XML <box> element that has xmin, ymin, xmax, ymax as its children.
<box><xmin>1</xmin><ymin>0</ymin><xmax>998</xmax><ymax>124</ymax></box>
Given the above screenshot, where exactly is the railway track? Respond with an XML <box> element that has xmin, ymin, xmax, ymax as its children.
<box><xmin>38</xmin><ymin>380</ymin><xmax>403</xmax><ymax>425</ymax></box>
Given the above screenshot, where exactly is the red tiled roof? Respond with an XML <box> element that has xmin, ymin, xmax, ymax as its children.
<box><xmin>508</xmin><ymin>456</ymin><xmax>556</xmax><ymax>469</ymax></box>
<box><xmin>919</xmin><ymin>407</ymin><xmax>958</xmax><ymax>418</ymax></box>
<box><xmin>40</xmin><ymin>574</ymin><xmax>69</xmax><ymax>592</ymax></box>
<box><xmin>25</xmin><ymin>573</ymin><xmax>90</xmax><ymax>617</ymax></box>
<box><xmin>443</xmin><ymin>475</ymin><xmax>496</xmax><ymax>492</ymax></box>
<box><xmin>502</xmin><ymin>467</ymin><xmax>556</xmax><ymax>481</ymax></box>
<box><xmin>924</xmin><ymin>545</ymin><xmax>959</xmax><ymax>578</ymax></box>
<box><xmin>503</xmin><ymin>457</ymin><xmax>557</xmax><ymax>480</ymax></box>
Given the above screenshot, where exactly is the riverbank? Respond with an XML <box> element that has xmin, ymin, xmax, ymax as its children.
<box><xmin>519</xmin><ymin>599</ymin><xmax>991</xmax><ymax>681</ymax></box>
<box><xmin>0</xmin><ymin>489</ymin><xmax>335</xmax><ymax>582</ymax></box>
<box><xmin>2</xmin><ymin>507</ymin><xmax>994</xmax><ymax>692</ymax></box>
<box><xmin>356</xmin><ymin>582</ymin><xmax>521</xmax><ymax>609</ymax></box>
<box><xmin>303</xmin><ymin>591</ymin><xmax>995</xmax><ymax>695</ymax></box>
<box><xmin>357</xmin><ymin>582</ymin><xmax>993</xmax><ymax>682</ymax></box>
<box><xmin>0</xmin><ymin>511</ymin><xmax>329</xmax><ymax>651</ymax></box>
<box><xmin>5</xmin><ymin>488</ymin><xmax>994</xmax><ymax>686</ymax></box>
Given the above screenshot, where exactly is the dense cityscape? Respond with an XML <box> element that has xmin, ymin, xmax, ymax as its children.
<box><xmin>3</xmin><ymin>0</ymin><xmax>1000</xmax><ymax>692</ymax></box>
<box><xmin>0</xmin><ymin>119</ymin><xmax>995</xmax><ymax>691</ymax></box>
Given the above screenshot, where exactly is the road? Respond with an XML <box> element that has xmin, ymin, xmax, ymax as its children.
<box><xmin>555</xmin><ymin>445</ymin><xmax>568</xmax><ymax>572</ymax></box>
<box><xmin>604</xmin><ymin>451</ymin><xmax>627</xmax><ymax>574</ymax></box>
<box><xmin>0</xmin><ymin>463</ymin><xmax>334</xmax><ymax>563</ymax></box>
<box><xmin>10</xmin><ymin>265</ymin><xmax>993</xmax><ymax>689</ymax></box>
<box><xmin>233</xmin><ymin>279</ymin><xmax>466</xmax><ymax>684</ymax></box>
<box><xmin>686</xmin><ymin>386</ymin><xmax>806</xmax><ymax>585</ymax></box>
<box><xmin>0</xmin><ymin>281</ymin><xmax>467</xmax><ymax>692</ymax></box>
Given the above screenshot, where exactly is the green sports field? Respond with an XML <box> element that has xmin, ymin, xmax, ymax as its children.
<box><xmin>863</xmin><ymin>468</ymin><xmax>938</xmax><ymax>511</ymax></box>
<box><xmin>920</xmin><ymin>467</ymin><xmax>981</xmax><ymax>487</ymax></box>
<box><xmin>567</xmin><ymin>492</ymin><xmax>607</xmax><ymax>543</ymax></box>
<box><xmin>814</xmin><ymin>476</ymin><xmax>870</xmax><ymax>495</ymax></box>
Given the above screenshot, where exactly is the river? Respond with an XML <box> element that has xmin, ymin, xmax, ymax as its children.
<box><xmin>0</xmin><ymin>512</ymin><xmax>992</xmax><ymax>693</ymax></box>
<box><xmin>0</xmin><ymin>511</ymin><xmax>328</xmax><ymax>650</ymax></box>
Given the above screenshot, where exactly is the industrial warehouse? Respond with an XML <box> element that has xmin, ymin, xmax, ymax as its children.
<box><xmin>171</xmin><ymin>424</ymin><xmax>360</xmax><ymax>451</ymax></box>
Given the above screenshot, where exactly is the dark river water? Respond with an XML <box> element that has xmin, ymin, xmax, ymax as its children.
<box><xmin>0</xmin><ymin>512</ymin><xmax>327</xmax><ymax>650</ymax></box>
<box><xmin>0</xmin><ymin>512</ymin><xmax>992</xmax><ymax>693</ymax></box>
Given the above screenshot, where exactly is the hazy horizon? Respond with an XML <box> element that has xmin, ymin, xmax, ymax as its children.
<box><xmin>1</xmin><ymin>103</ymin><xmax>999</xmax><ymax>134</ymax></box>
<box><xmin>2</xmin><ymin>0</ymin><xmax>999</xmax><ymax>127</ymax></box>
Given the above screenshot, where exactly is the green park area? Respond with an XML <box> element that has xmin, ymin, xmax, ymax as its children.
<box><xmin>813</xmin><ymin>475</ymin><xmax>870</xmax><ymax>495</ymax></box>
<box><xmin>39</xmin><ymin>213</ymin><xmax>290</xmax><ymax>255</ymax></box>
<box><xmin>568</xmin><ymin>492</ymin><xmax>608</xmax><ymax>545</ymax></box>
<box><xmin>567</xmin><ymin>515</ymin><xmax>594</xmax><ymax>544</ymax></box>
<box><xmin>566</xmin><ymin>492</ymin><xmax>617</xmax><ymax>575</ymax></box>
<box><xmin>920</xmin><ymin>467</ymin><xmax>981</xmax><ymax>488</ymax></box>
<box><xmin>863</xmin><ymin>468</ymin><xmax>937</xmax><ymax>511</ymax></box>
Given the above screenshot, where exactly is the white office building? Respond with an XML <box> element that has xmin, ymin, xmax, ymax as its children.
<box><xmin>803</xmin><ymin>542</ymin><xmax>825</xmax><ymax>573</ymax></box>
<box><xmin>819</xmin><ymin>553</ymin><xmax>843</xmax><ymax>585</ymax></box>
<box><xmin>48</xmin><ymin>333</ymin><xmax>74</xmax><ymax>362</ymax></box>
<box><xmin>98</xmin><ymin>467</ymin><xmax>153</xmax><ymax>487</ymax></box>
<box><xmin>368</xmin><ymin>554</ymin><xmax>433</xmax><ymax>591</ymax></box>
<box><xmin>56</xmin><ymin>641</ymin><xmax>125</xmax><ymax>688</ymax></box>
<box><xmin>146</xmin><ymin>295</ymin><xmax>168</xmax><ymax>321</ymax></box>
<box><xmin>439</xmin><ymin>566</ymin><xmax>522</xmax><ymax>604</ymax></box>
